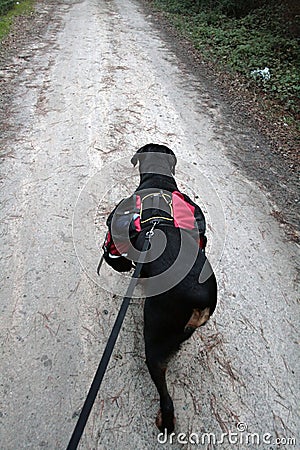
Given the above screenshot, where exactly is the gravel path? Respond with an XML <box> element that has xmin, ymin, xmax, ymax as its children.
<box><xmin>0</xmin><ymin>1</ymin><xmax>299</xmax><ymax>449</ymax></box>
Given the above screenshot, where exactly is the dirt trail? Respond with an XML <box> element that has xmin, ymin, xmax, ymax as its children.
<box><xmin>0</xmin><ymin>0</ymin><xmax>299</xmax><ymax>449</ymax></box>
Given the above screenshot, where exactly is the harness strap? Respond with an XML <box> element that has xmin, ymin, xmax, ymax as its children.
<box><xmin>66</xmin><ymin>225</ymin><xmax>156</xmax><ymax>450</ymax></box>
<box><xmin>140</xmin><ymin>215</ymin><xmax>173</xmax><ymax>224</ymax></box>
<box><xmin>139</xmin><ymin>191</ymin><xmax>173</xmax><ymax>225</ymax></box>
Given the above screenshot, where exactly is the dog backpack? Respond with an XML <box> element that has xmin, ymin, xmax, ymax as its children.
<box><xmin>102</xmin><ymin>191</ymin><xmax>207</xmax><ymax>271</ymax></box>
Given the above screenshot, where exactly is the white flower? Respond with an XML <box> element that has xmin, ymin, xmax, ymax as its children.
<box><xmin>251</xmin><ymin>67</ymin><xmax>271</xmax><ymax>81</ymax></box>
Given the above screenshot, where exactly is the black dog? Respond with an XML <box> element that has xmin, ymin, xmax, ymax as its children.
<box><xmin>102</xmin><ymin>144</ymin><xmax>217</xmax><ymax>433</ymax></box>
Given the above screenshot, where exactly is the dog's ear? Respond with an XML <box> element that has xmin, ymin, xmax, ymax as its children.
<box><xmin>130</xmin><ymin>144</ymin><xmax>148</xmax><ymax>167</ymax></box>
<box><xmin>131</xmin><ymin>153</ymin><xmax>138</xmax><ymax>167</ymax></box>
<box><xmin>170</xmin><ymin>153</ymin><xmax>177</xmax><ymax>175</ymax></box>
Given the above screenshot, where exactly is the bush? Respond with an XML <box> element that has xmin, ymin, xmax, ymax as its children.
<box><xmin>0</xmin><ymin>1</ymin><xmax>16</xmax><ymax>16</ymax></box>
<box><xmin>152</xmin><ymin>0</ymin><xmax>300</xmax><ymax>115</ymax></box>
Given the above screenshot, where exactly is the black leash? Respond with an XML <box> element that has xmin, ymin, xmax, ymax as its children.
<box><xmin>96</xmin><ymin>231</ymin><xmax>108</xmax><ymax>275</ymax></box>
<box><xmin>66</xmin><ymin>224</ymin><xmax>156</xmax><ymax>450</ymax></box>
<box><xmin>96</xmin><ymin>255</ymin><xmax>104</xmax><ymax>275</ymax></box>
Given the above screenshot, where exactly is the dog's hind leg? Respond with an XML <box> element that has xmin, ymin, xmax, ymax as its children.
<box><xmin>144</xmin><ymin>342</ymin><xmax>175</xmax><ymax>433</ymax></box>
<box><xmin>184</xmin><ymin>307</ymin><xmax>210</xmax><ymax>334</ymax></box>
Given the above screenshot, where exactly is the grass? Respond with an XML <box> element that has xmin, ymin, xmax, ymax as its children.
<box><xmin>0</xmin><ymin>0</ymin><xmax>34</xmax><ymax>42</ymax></box>
<box><xmin>150</xmin><ymin>0</ymin><xmax>300</xmax><ymax>119</ymax></box>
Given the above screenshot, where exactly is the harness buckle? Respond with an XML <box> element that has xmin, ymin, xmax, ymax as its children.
<box><xmin>146</xmin><ymin>221</ymin><xmax>158</xmax><ymax>238</ymax></box>
<box><xmin>140</xmin><ymin>191</ymin><xmax>174</xmax><ymax>226</ymax></box>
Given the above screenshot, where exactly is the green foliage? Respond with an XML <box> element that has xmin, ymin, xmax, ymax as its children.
<box><xmin>0</xmin><ymin>1</ymin><xmax>15</xmax><ymax>16</ymax></box>
<box><xmin>0</xmin><ymin>0</ymin><xmax>34</xmax><ymax>41</ymax></box>
<box><xmin>153</xmin><ymin>0</ymin><xmax>269</xmax><ymax>17</ymax></box>
<box><xmin>152</xmin><ymin>0</ymin><xmax>300</xmax><ymax>115</ymax></box>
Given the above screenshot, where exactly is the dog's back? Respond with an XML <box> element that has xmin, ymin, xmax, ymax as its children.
<box><xmin>130</xmin><ymin>146</ymin><xmax>217</xmax><ymax>433</ymax></box>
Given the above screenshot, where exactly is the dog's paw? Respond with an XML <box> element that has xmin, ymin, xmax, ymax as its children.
<box><xmin>156</xmin><ymin>409</ymin><xmax>176</xmax><ymax>434</ymax></box>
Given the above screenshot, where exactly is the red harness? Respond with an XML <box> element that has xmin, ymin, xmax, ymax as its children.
<box><xmin>103</xmin><ymin>191</ymin><xmax>206</xmax><ymax>257</ymax></box>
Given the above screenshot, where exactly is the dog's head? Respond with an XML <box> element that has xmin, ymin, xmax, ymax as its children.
<box><xmin>131</xmin><ymin>143</ymin><xmax>177</xmax><ymax>176</ymax></box>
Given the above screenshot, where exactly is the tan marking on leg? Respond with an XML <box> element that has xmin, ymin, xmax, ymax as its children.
<box><xmin>184</xmin><ymin>307</ymin><xmax>210</xmax><ymax>332</ymax></box>
<box><xmin>156</xmin><ymin>409</ymin><xmax>176</xmax><ymax>432</ymax></box>
<box><xmin>156</xmin><ymin>409</ymin><xmax>163</xmax><ymax>429</ymax></box>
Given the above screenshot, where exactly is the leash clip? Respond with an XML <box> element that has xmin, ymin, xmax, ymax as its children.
<box><xmin>146</xmin><ymin>221</ymin><xmax>158</xmax><ymax>238</ymax></box>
